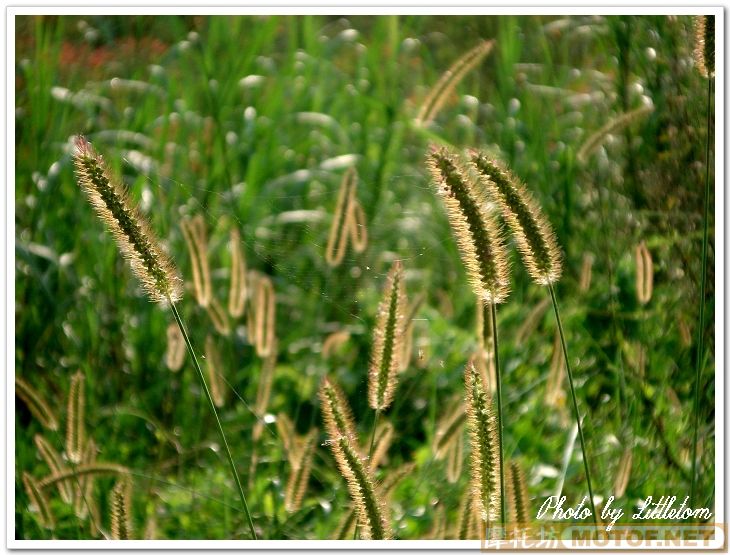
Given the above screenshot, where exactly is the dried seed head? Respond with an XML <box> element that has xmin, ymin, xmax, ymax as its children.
<box><xmin>206</xmin><ymin>296</ymin><xmax>231</xmax><ymax>335</ymax></box>
<box><xmin>416</xmin><ymin>40</ymin><xmax>494</xmax><ymax>126</ymax></box>
<box><xmin>368</xmin><ymin>260</ymin><xmax>407</xmax><ymax>411</ymax></box>
<box><xmin>325</xmin><ymin>167</ymin><xmax>360</xmax><ymax>267</ymax></box>
<box><xmin>368</xmin><ymin>420</ymin><xmax>395</xmax><ymax>471</ymax></box>
<box><xmin>470</xmin><ymin>152</ymin><xmax>562</xmax><ymax>286</ymax></box>
<box><xmin>446</xmin><ymin>431</ymin><xmax>465</xmax><ymax>484</ymax></box>
<box><xmin>34</xmin><ymin>435</ymin><xmax>72</xmax><ymax>503</ymax></box>
<box><xmin>23</xmin><ymin>472</ymin><xmax>55</xmax><ymax>530</ymax></box>
<box><xmin>15</xmin><ymin>377</ymin><xmax>58</xmax><ymax>431</ymax></box>
<box><xmin>204</xmin><ymin>335</ymin><xmax>225</xmax><ymax>408</ymax></box>
<box><xmin>635</xmin><ymin>241</ymin><xmax>653</xmax><ymax>305</ymax></box>
<box><xmin>427</xmin><ymin>147</ymin><xmax>510</xmax><ymax>303</ymax></box>
<box><xmin>248</xmin><ymin>272</ymin><xmax>277</xmax><ymax>358</ymax></box>
<box><xmin>180</xmin><ymin>215</ymin><xmax>212</xmax><ymax>307</ymax></box>
<box><xmin>284</xmin><ymin>427</ymin><xmax>318</xmax><ymax>512</ymax></box>
<box><xmin>319</xmin><ymin>377</ymin><xmax>358</xmax><ymax>444</ymax></box>
<box><xmin>228</xmin><ymin>228</ymin><xmax>248</xmax><ymax>318</ymax></box>
<box><xmin>110</xmin><ymin>476</ymin><xmax>133</xmax><ymax>540</ymax></box>
<box><xmin>576</xmin><ymin>105</ymin><xmax>654</xmax><ymax>164</ymax></box>
<box><xmin>65</xmin><ymin>371</ymin><xmax>85</xmax><ymax>464</ymax></box>
<box><xmin>433</xmin><ymin>397</ymin><xmax>466</xmax><ymax>459</ymax></box>
<box><xmin>75</xmin><ymin>439</ymin><xmax>98</xmax><ymax>519</ymax></box>
<box><xmin>348</xmin><ymin>199</ymin><xmax>368</xmax><ymax>254</ymax></box>
<box><xmin>165</xmin><ymin>323</ymin><xmax>186</xmax><ymax>372</ymax></box>
<box><xmin>694</xmin><ymin>15</ymin><xmax>715</xmax><ymax>79</ymax></box>
<box><xmin>322</xmin><ymin>330</ymin><xmax>351</xmax><ymax>360</ymax></box>
<box><xmin>73</xmin><ymin>136</ymin><xmax>182</xmax><ymax>303</ymax></box>
<box><xmin>464</xmin><ymin>362</ymin><xmax>501</xmax><ymax>527</ymax></box>
<box><xmin>579</xmin><ymin>253</ymin><xmax>594</xmax><ymax>293</ymax></box>
<box><xmin>253</xmin><ymin>344</ymin><xmax>278</xmax><ymax>441</ymax></box>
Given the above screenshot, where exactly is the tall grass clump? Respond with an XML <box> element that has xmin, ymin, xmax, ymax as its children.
<box><xmin>72</xmin><ymin>136</ymin><xmax>256</xmax><ymax>539</ymax></box>
<box><xmin>690</xmin><ymin>13</ymin><xmax>714</xmax><ymax>509</ymax></box>
<box><xmin>470</xmin><ymin>151</ymin><xmax>599</xmax><ymax>528</ymax></box>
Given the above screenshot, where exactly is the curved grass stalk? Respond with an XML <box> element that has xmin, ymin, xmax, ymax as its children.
<box><xmin>548</xmin><ymin>283</ymin><xmax>599</xmax><ymax>528</ymax></box>
<box><xmin>169</xmin><ymin>300</ymin><xmax>257</xmax><ymax>539</ymax></box>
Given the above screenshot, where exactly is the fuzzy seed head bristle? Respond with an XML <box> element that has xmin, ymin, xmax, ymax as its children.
<box><xmin>319</xmin><ymin>377</ymin><xmax>358</xmax><ymax>444</ymax></box>
<box><xmin>330</xmin><ymin>436</ymin><xmax>391</xmax><ymax>539</ymax></box>
<box><xmin>368</xmin><ymin>260</ymin><xmax>407</xmax><ymax>411</ymax></box>
<box><xmin>464</xmin><ymin>362</ymin><xmax>501</xmax><ymax>527</ymax></box>
<box><xmin>73</xmin><ymin>136</ymin><xmax>182</xmax><ymax>303</ymax></box>
<box><xmin>470</xmin><ymin>152</ymin><xmax>562</xmax><ymax>286</ymax></box>
<box><xmin>110</xmin><ymin>477</ymin><xmax>133</xmax><ymax>540</ymax></box>
<box><xmin>427</xmin><ymin>146</ymin><xmax>510</xmax><ymax>303</ymax></box>
<box><xmin>694</xmin><ymin>16</ymin><xmax>715</xmax><ymax>79</ymax></box>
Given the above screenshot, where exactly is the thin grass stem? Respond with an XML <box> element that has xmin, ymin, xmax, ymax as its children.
<box><xmin>690</xmin><ymin>75</ymin><xmax>713</xmax><ymax>509</ymax></box>
<box><xmin>489</xmin><ymin>302</ymin><xmax>506</xmax><ymax>535</ymax></box>
<box><xmin>168</xmin><ymin>299</ymin><xmax>257</xmax><ymax>540</ymax></box>
<box><xmin>548</xmin><ymin>283</ymin><xmax>598</xmax><ymax>529</ymax></box>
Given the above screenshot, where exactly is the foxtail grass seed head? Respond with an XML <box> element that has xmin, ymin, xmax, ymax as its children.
<box><xmin>427</xmin><ymin>147</ymin><xmax>510</xmax><ymax>303</ymax></box>
<box><xmin>284</xmin><ymin>428</ymin><xmax>318</xmax><ymax>512</ymax></box>
<box><xmin>329</xmin><ymin>435</ymin><xmax>390</xmax><ymax>539</ymax></box>
<box><xmin>249</xmin><ymin>272</ymin><xmax>277</xmax><ymax>358</ymax></box>
<box><xmin>471</xmin><ymin>152</ymin><xmax>562</xmax><ymax>286</ymax></box>
<box><xmin>456</xmin><ymin>491</ymin><xmax>480</xmax><ymax>540</ymax></box>
<box><xmin>369</xmin><ymin>420</ymin><xmax>395</xmax><ymax>471</ymax></box>
<box><xmin>34</xmin><ymin>435</ymin><xmax>73</xmax><ymax>503</ymax></box>
<box><xmin>206</xmin><ymin>296</ymin><xmax>231</xmax><ymax>335</ymax></box>
<box><xmin>368</xmin><ymin>260</ymin><xmax>407</xmax><ymax>411</ymax></box>
<box><xmin>75</xmin><ymin>439</ymin><xmax>98</xmax><ymax>519</ymax></box>
<box><xmin>694</xmin><ymin>15</ymin><xmax>715</xmax><ymax>79</ymax></box>
<box><xmin>15</xmin><ymin>377</ymin><xmax>59</xmax><ymax>431</ymax></box>
<box><xmin>319</xmin><ymin>377</ymin><xmax>358</xmax><ymax>445</ymax></box>
<box><xmin>277</xmin><ymin>412</ymin><xmax>296</xmax><ymax>456</ymax></box>
<box><xmin>430</xmin><ymin>504</ymin><xmax>447</xmax><ymax>539</ymax></box>
<box><xmin>446</xmin><ymin>431</ymin><xmax>465</xmax><ymax>484</ymax></box>
<box><xmin>348</xmin><ymin>199</ymin><xmax>368</xmax><ymax>254</ymax></box>
<box><xmin>326</xmin><ymin>167</ymin><xmax>359</xmax><ymax>267</ymax></box>
<box><xmin>253</xmin><ymin>345</ymin><xmax>278</xmax><ymax>441</ymax></box>
<box><xmin>322</xmin><ymin>330</ymin><xmax>351</xmax><ymax>360</ymax></box>
<box><xmin>576</xmin><ymin>105</ymin><xmax>654</xmax><ymax>164</ymax></box>
<box><xmin>73</xmin><ymin>136</ymin><xmax>182</xmax><ymax>303</ymax></box>
<box><xmin>613</xmin><ymin>447</ymin><xmax>633</xmax><ymax>498</ymax></box>
<box><xmin>110</xmin><ymin>477</ymin><xmax>133</xmax><ymax>540</ymax></box>
<box><xmin>165</xmin><ymin>323</ymin><xmax>186</xmax><ymax>372</ymax></box>
<box><xmin>506</xmin><ymin>460</ymin><xmax>531</xmax><ymax>528</ymax></box>
<box><xmin>180</xmin><ymin>215</ymin><xmax>212</xmax><ymax>307</ymax></box>
<box><xmin>23</xmin><ymin>472</ymin><xmax>55</xmax><ymax>530</ymax></box>
<box><xmin>433</xmin><ymin>397</ymin><xmax>466</xmax><ymax>459</ymax></box>
<box><xmin>464</xmin><ymin>362</ymin><xmax>501</xmax><ymax>528</ymax></box>
<box><xmin>416</xmin><ymin>40</ymin><xmax>494</xmax><ymax>126</ymax></box>
<box><xmin>204</xmin><ymin>335</ymin><xmax>225</xmax><ymax>408</ymax></box>
<box><xmin>65</xmin><ymin>371</ymin><xmax>85</xmax><ymax>464</ymax></box>
<box><xmin>579</xmin><ymin>253</ymin><xmax>595</xmax><ymax>293</ymax></box>
<box><xmin>228</xmin><ymin>228</ymin><xmax>248</xmax><ymax>318</ymax></box>
<box><xmin>635</xmin><ymin>241</ymin><xmax>653</xmax><ymax>305</ymax></box>
<box><xmin>545</xmin><ymin>330</ymin><xmax>566</xmax><ymax>410</ymax></box>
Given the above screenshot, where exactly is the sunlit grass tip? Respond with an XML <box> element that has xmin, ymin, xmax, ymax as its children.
<box><xmin>427</xmin><ymin>146</ymin><xmax>510</xmax><ymax>303</ymax></box>
<box><xmin>368</xmin><ymin>260</ymin><xmax>407</xmax><ymax>411</ymax></box>
<box><xmin>694</xmin><ymin>15</ymin><xmax>715</xmax><ymax>79</ymax></box>
<box><xmin>470</xmin><ymin>151</ymin><xmax>562</xmax><ymax>286</ymax></box>
<box><xmin>72</xmin><ymin>136</ymin><xmax>182</xmax><ymax>303</ymax></box>
<box><xmin>464</xmin><ymin>362</ymin><xmax>501</xmax><ymax>529</ymax></box>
